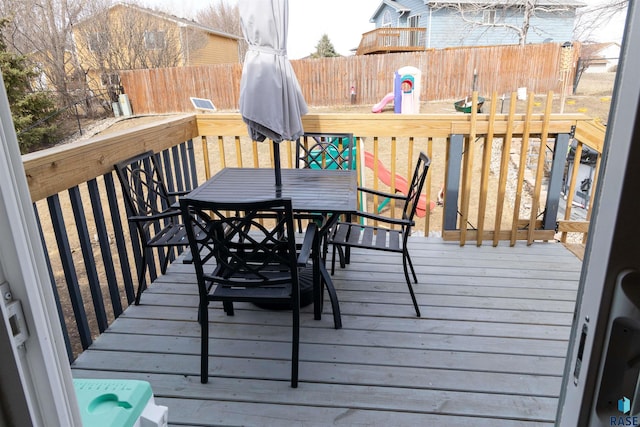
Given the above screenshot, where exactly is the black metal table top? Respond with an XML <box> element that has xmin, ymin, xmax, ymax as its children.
<box><xmin>184</xmin><ymin>168</ymin><xmax>358</xmax><ymax>214</ymax></box>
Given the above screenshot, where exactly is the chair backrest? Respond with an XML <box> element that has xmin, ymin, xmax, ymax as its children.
<box><xmin>402</xmin><ymin>152</ymin><xmax>431</xmax><ymax>221</ymax></box>
<box><xmin>296</xmin><ymin>133</ymin><xmax>355</xmax><ymax>170</ymax></box>
<box><xmin>180</xmin><ymin>198</ymin><xmax>300</xmax><ymax>295</ymax></box>
<box><xmin>115</xmin><ymin>151</ymin><xmax>173</xmax><ymax>219</ymax></box>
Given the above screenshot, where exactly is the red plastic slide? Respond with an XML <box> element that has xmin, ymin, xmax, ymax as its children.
<box><xmin>371</xmin><ymin>92</ymin><xmax>394</xmax><ymax>113</ymax></box>
<box><xmin>363</xmin><ymin>151</ymin><xmax>435</xmax><ymax>217</ymax></box>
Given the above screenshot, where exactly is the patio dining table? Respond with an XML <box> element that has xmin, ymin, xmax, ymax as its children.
<box><xmin>182</xmin><ymin>167</ymin><xmax>358</xmax><ymax>329</ymax></box>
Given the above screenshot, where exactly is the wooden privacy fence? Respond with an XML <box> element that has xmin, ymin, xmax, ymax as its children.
<box><xmin>120</xmin><ymin>42</ymin><xmax>580</xmax><ymax>115</ymax></box>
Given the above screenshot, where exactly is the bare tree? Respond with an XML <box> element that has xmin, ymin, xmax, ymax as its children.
<box><xmin>73</xmin><ymin>3</ymin><xmax>212</xmax><ymax>107</ymax></box>
<box><xmin>0</xmin><ymin>0</ymin><xmax>100</xmax><ymax>107</ymax></box>
<box><xmin>197</xmin><ymin>0</ymin><xmax>241</xmax><ymax>36</ymax></box>
<box><xmin>197</xmin><ymin>0</ymin><xmax>247</xmax><ymax>60</ymax></box>
<box><xmin>74</xmin><ymin>8</ymin><xmax>189</xmax><ymax>71</ymax></box>
<box><xmin>0</xmin><ymin>0</ymin><xmax>212</xmax><ymax>111</ymax></box>
<box><xmin>574</xmin><ymin>0</ymin><xmax>627</xmax><ymax>42</ymax></box>
<box><xmin>434</xmin><ymin>0</ymin><xmax>574</xmax><ymax>45</ymax></box>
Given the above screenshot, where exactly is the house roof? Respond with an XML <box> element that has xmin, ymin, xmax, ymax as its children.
<box><xmin>580</xmin><ymin>42</ymin><xmax>621</xmax><ymax>58</ymax></box>
<box><xmin>76</xmin><ymin>2</ymin><xmax>241</xmax><ymax>41</ymax></box>
<box><xmin>370</xmin><ymin>1</ymin><xmax>412</xmax><ymax>22</ymax></box>
<box><xmin>424</xmin><ymin>0</ymin><xmax>585</xmax><ymax>7</ymax></box>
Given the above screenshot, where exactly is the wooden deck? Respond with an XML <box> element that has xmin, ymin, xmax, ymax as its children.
<box><xmin>71</xmin><ymin>237</ymin><xmax>582</xmax><ymax>426</ymax></box>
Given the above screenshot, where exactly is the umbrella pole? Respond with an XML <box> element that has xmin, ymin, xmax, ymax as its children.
<box><xmin>273</xmin><ymin>140</ymin><xmax>282</xmax><ymax>189</ymax></box>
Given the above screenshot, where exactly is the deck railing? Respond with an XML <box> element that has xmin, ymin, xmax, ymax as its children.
<box><xmin>23</xmin><ymin>115</ymin><xmax>200</xmax><ymax>360</ymax></box>
<box><xmin>356</xmin><ymin>27</ymin><xmax>428</xmax><ymax>55</ymax></box>
<box><xmin>22</xmin><ymin>99</ymin><xmax>604</xmax><ymax>360</ymax></box>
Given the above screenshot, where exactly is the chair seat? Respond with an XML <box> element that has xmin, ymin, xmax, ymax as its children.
<box><xmin>210</xmin><ymin>263</ymin><xmax>314</xmax><ymax>307</ymax></box>
<box><xmin>147</xmin><ymin>223</ymin><xmax>189</xmax><ymax>247</ymax></box>
<box><xmin>331</xmin><ymin>222</ymin><xmax>403</xmax><ymax>253</ymax></box>
<box><xmin>212</xmin><ymin>282</ymin><xmax>293</xmax><ymax>302</ymax></box>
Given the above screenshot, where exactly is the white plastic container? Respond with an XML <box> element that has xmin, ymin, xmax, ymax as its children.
<box><xmin>119</xmin><ymin>94</ymin><xmax>133</xmax><ymax>116</ymax></box>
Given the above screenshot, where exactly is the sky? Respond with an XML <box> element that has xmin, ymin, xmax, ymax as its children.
<box><xmin>141</xmin><ymin>0</ymin><xmax>625</xmax><ymax>60</ymax></box>
<box><xmin>140</xmin><ymin>0</ymin><xmax>376</xmax><ymax>59</ymax></box>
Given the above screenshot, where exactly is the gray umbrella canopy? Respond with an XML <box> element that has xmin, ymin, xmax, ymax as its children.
<box><xmin>239</xmin><ymin>0</ymin><xmax>308</xmax><ymax>144</ymax></box>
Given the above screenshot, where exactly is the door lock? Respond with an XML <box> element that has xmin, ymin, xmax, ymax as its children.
<box><xmin>0</xmin><ymin>282</ymin><xmax>29</xmax><ymax>347</ymax></box>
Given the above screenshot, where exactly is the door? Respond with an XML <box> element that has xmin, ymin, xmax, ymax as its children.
<box><xmin>0</xmin><ymin>72</ymin><xmax>81</xmax><ymax>425</ymax></box>
<box><xmin>0</xmin><ymin>264</ymin><xmax>33</xmax><ymax>426</ymax></box>
<box><xmin>556</xmin><ymin>2</ymin><xmax>640</xmax><ymax>425</ymax></box>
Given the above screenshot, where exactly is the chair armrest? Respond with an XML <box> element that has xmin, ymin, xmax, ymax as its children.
<box><xmin>168</xmin><ymin>191</ymin><xmax>190</xmax><ymax>208</ymax></box>
<box><xmin>349</xmin><ymin>210</ymin><xmax>414</xmax><ymax>227</ymax></box>
<box><xmin>128</xmin><ymin>208</ymin><xmax>181</xmax><ymax>223</ymax></box>
<box><xmin>168</xmin><ymin>190</ymin><xmax>191</xmax><ymax>198</ymax></box>
<box><xmin>357</xmin><ymin>186</ymin><xmax>407</xmax><ymax>200</ymax></box>
<box><xmin>297</xmin><ymin>222</ymin><xmax>317</xmax><ymax>267</ymax></box>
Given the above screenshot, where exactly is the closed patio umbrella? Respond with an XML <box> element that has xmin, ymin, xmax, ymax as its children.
<box><xmin>239</xmin><ymin>0</ymin><xmax>308</xmax><ymax>188</ymax></box>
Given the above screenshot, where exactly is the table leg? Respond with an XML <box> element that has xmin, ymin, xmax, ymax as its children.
<box><xmin>313</xmin><ymin>233</ymin><xmax>324</xmax><ymax>321</ymax></box>
<box><xmin>309</xmin><ymin>214</ymin><xmax>343</xmax><ymax>329</ymax></box>
<box><xmin>319</xmin><ymin>262</ymin><xmax>342</xmax><ymax>329</ymax></box>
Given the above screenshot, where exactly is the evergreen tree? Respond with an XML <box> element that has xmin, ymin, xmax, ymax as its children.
<box><xmin>0</xmin><ymin>19</ymin><xmax>57</xmax><ymax>153</ymax></box>
<box><xmin>311</xmin><ymin>34</ymin><xmax>339</xmax><ymax>58</ymax></box>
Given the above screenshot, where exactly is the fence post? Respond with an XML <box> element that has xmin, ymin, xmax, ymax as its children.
<box><xmin>444</xmin><ymin>134</ymin><xmax>464</xmax><ymax>230</ymax></box>
<box><xmin>543</xmin><ymin>132</ymin><xmax>571</xmax><ymax>230</ymax></box>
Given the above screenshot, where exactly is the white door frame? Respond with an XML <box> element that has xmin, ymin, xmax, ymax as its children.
<box><xmin>0</xmin><ymin>72</ymin><xmax>81</xmax><ymax>425</ymax></box>
<box><xmin>556</xmin><ymin>1</ymin><xmax>640</xmax><ymax>425</ymax></box>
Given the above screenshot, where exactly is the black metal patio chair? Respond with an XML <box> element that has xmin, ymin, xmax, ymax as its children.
<box><xmin>295</xmin><ymin>132</ymin><xmax>356</xmax><ymax>257</ymax></box>
<box><xmin>114</xmin><ymin>151</ymin><xmax>190</xmax><ymax>305</ymax></box>
<box><xmin>295</xmin><ymin>132</ymin><xmax>355</xmax><ymax>171</ymax></box>
<box><xmin>180</xmin><ymin>198</ymin><xmax>316</xmax><ymax>387</ymax></box>
<box><xmin>329</xmin><ymin>152</ymin><xmax>431</xmax><ymax>317</ymax></box>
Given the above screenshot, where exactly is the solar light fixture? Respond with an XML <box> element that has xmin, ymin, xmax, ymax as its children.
<box><xmin>190</xmin><ymin>97</ymin><xmax>216</xmax><ymax>112</ymax></box>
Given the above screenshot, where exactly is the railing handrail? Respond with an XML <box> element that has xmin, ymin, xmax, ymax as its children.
<box><xmin>198</xmin><ymin>112</ymin><xmax>590</xmax><ymax>136</ymax></box>
<box><xmin>23</xmin><ymin>114</ymin><xmax>198</xmax><ymax>202</ymax></box>
<box><xmin>24</xmin><ymin>111</ymin><xmax>596</xmax><ymax>203</ymax></box>
<box><xmin>360</xmin><ymin>27</ymin><xmax>427</xmax><ymax>36</ymax></box>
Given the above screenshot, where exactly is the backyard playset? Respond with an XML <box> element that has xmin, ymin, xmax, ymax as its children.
<box><xmin>304</xmin><ymin>134</ymin><xmax>434</xmax><ymax>217</ymax></box>
<box><xmin>372</xmin><ymin>66</ymin><xmax>422</xmax><ymax>114</ymax></box>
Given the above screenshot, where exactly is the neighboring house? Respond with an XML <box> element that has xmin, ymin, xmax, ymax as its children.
<box><xmin>71</xmin><ymin>2</ymin><xmax>241</xmax><ymax>101</ymax></box>
<box><xmin>368</xmin><ymin>0</ymin><xmax>584</xmax><ymax>50</ymax></box>
<box><xmin>580</xmin><ymin>42</ymin><xmax>620</xmax><ymax>73</ymax></box>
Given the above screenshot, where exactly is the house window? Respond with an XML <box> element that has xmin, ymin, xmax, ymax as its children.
<box><xmin>408</xmin><ymin>15</ymin><xmax>420</xmax><ymax>46</ymax></box>
<box><xmin>382</xmin><ymin>10</ymin><xmax>392</xmax><ymax>27</ymax></box>
<box><xmin>483</xmin><ymin>10</ymin><xmax>496</xmax><ymax>24</ymax></box>
<box><xmin>144</xmin><ymin>31</ymin><xmax>166</xmax><ymax>50</ymax></box>
<box><xmin>88</xmin><ymin>32</ymin><xmax>107</xmax><ymax>52</ymax></box>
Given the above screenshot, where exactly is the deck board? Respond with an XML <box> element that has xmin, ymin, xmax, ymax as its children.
<box><xmin>72</xmin><ymin>237</ymin><xmax>582</xmax><ymax>426</ymax></box>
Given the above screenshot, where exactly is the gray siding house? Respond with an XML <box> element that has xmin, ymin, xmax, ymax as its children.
<box><xmin>370</xmin><ymin>0</ymin><xmax>584</xmax><ymax>49</ymax></box>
